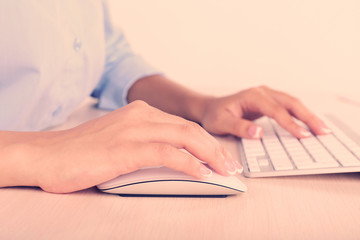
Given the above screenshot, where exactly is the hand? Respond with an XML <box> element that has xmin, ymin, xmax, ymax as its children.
<box><xmin>31</xmin><ymin>101</ymin><xmax>241</xmax><ymax>193</ymax></box>
<box><xmin>200</xmin><ymin>86</ymin><xmax>331</xmax><ymax>139</ymax></box>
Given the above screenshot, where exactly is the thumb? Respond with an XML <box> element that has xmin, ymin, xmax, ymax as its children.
<box><xmin>222</xmin><ymin>116</ymin><xmax>263</xmax><ymax>139</ymax></box>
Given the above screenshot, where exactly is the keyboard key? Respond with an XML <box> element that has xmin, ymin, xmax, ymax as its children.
<box><xmin>241</xmin><ymin>117</ymin><xmax>359</xmax><ymax>176</ymax></box>
<box><xmin>295</xmin><ymin>161</ymin><xmax>339</xmax><ymax>170</ymax></box>
<box><xmin>272</xmin><ymin>161</ymin><xmax>294</xmax><ymax>171</ymax></box>
<box><xmin>262</xmin><ymin>137</ymin><xmax>294</xmax><ymax>170</ymax></box>
<box><xmin>323</xmin><ymin>120</ymin><xmax>360</xmax><ymax>159</ymax></box>
<box><xmin>241</xmin><ymin>139</ymin><xmax>264</xmax><ymax>172</ymax></box>
<box><xmin>246</xmin><ymin>157</ymin><xmax>261</xmax><ymax>172</ymax></box>
<box><xmin>242</xmin><ymin>139</ymin><xmax>266</xmax><ymax>156</ymax></box>
<box><xmin>257</xmin><ymin>156</ymin><xmax>270</xmax><ymax>167</ymax></box>
<box><xmin>317</xmin><ymin>135</ymin><xmax>360</xmax><ymax>167</ymax></box>
<box><xmin>300</xmin><ymin>137</ymin><xmax>338</xmax><ymax>166</ymax></box>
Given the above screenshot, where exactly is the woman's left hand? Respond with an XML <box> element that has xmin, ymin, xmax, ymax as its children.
<box><xmin>200</xmin><ymin>86</ymin><xmax>332</xmax><ymax>139</ymax></box>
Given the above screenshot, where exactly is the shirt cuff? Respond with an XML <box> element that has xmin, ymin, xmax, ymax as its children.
<box><xmin>94</xmin><ymin>55</ymin><xmax>161</xmax><ymax>110</ymax></box>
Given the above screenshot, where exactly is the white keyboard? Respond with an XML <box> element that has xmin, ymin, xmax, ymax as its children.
<box><xmin>239</xmin><ymin>117</ymin><xmax>360</xmax><ymax>177</ymax></box>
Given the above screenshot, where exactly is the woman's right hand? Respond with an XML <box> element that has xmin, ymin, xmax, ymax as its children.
<box><xmin>29</xmin><ymin>100</ymin><xmax>241</xmax><ymax>193</ymax></box>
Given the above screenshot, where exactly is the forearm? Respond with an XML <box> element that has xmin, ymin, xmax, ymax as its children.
<box><xmin>127</xmin><ymin>75</ymin><xmax>215</xmax><ymax>122</ymax></box>
<box><xmin>0</xmin><ymin>131</ymin><xmax>51</xmax><ymax>188</ymax></box>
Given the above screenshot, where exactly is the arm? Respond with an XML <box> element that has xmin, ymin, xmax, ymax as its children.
<box><xmin>0</xmin><ymin>102</ymin><xmax>240</xmax><ymax>193</ymax></box>
<box><xmin>128</xmin><ymin>75</ymin><xmax>332</xmax><ymax>139</ymax></box>
<box><xmin>0</xmin><ymin>131</ymin><xmax>41</xmax><ymax>188</ymax></box>
<box><xmin>0</xmin><ymin>3</ymin><xmax>240</xmax><ymax>193</ymax></box>
<box><xmin>127</xmin><ymin>75</ymin><xmax>213</xmax><ymax>123</ymax></box>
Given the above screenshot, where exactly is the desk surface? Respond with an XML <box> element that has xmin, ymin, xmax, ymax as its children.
<box><xmin>1</xmin><ymin>96</ymin><xmax>359</xmax><ymax>240</ymax></box>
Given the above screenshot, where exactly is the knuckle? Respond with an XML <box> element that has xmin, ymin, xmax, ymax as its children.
<box><xmin>125</xmin><ymin>100</ymin><xmax>150</xmax><ymax>117</ymax></box>
<box><xmin>247</xmin><ymin>86</ymin><xmax>267</xmax><ymax>97</ymax></box>
<box><xmin>271</xmin><ymin>110</ymin><xmax>294</xmax><ymax>126</ymax></box>
<box><xmin>248</xmin><ymin>87</ymin><xmax>260</xmax><ymax>94</ymax></box>
<box><xmin>278</xmin><ymin>113</ymin><xmax>295</xmax><ymax>126</ymax></box>
<box><xmin>154</xmin><ymin>144</ymin><xmax>173</xmax><ymax>163</ymax></box>
<box><xmin>289</xmin><ymin>96</ymin><xmax>302</xmax><ymax>106</ymax></box>
<box><xmin>180</xmin><ymin>121</ymin><xmax>200</xmax><ymax>134</ymax></box>
<box><xmin>131</xmin><ymin>100</ymin><xmax>149</xmax><ymax>108</ymax></box>
<box><xmin>268</xmin><ymin>105</ymin><xmax>285</xmax><ymax>118</ymax></box>
<box><xmin>258</xmin><ymin>85</ymin><xmax>270</xmax><ymax>91</ymax></box>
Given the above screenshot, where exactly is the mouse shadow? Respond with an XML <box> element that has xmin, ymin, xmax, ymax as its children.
<box><xmin>115</xmin><ymin>193</ymin><xmax>229</xmax><ymax>198</ymax></box>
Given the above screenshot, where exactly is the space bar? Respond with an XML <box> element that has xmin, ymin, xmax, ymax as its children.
<box><xmin>295</xmin><ymin>161</ymin><xmax>339</xmax><ymax>169</ymax></box>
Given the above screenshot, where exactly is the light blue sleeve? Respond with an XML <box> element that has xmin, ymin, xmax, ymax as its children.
<box><xmin>91</xmin><ymin>2</ymin><xmax>161</xmax><ymax>110</ymax></box>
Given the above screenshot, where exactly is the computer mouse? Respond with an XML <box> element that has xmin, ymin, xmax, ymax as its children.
<box><xmin>96</xmin><ymin>166</ymin><xmax>247</xmax><ymax>196</ymax></box>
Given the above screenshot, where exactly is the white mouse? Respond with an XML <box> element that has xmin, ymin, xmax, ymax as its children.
<box><xmin>97</xmin><ymin>167</ymin><xmax>247</xmax><ymax>196</ymax></box>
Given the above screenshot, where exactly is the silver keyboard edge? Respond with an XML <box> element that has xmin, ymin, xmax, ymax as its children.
<box><xmin>238</xmin><ymin>115</ymin><xmax>360</xmax><ymax>178</ymax></box>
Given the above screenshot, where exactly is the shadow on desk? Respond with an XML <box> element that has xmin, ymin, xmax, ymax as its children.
<box><xmin>242</xmin><ymin>172</ymin><xmax>360</xmax><ymax>198</ymax></box>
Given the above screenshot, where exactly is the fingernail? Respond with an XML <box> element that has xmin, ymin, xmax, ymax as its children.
<box><xmin>224</xmin><ymin>150</ymin><xmax>241</xmax><ymax>174</ymax></box>
<box><xmin>320</xmin><ymin>123</ymin><xmax>332</xmax><ymax>134</ymax></box>
<box><xmin>225</xmin><ymin>160</ymin><xmax>237</xmax><ymax>175</ymax></box>
<box><xmin>299</xmin><ymin>128</ymin><xmax>312</xmax><ymax>137</ymax></box>
<box><xmin>200</xmin><ymin>164</ymin><xmax>213</xmax><ymax>178</ymax></box>
<box><xmin>233</xmin><ymin>160</ymin><xmax>243</xmax><ymax>174</ymax></box>
<box><xmin>321</xmin><ymin>127</ymin><xmax>332</xmax><ymax>134</ymax></box>
<box><xmin>248</xmin><ymin>125</ymin><xmax>263</xmax><ymax>139</ymax></box>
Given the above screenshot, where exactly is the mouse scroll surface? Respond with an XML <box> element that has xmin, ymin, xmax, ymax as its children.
<box><xmin>96</xmin><ymin>167</ymin><xmax>247</xmax><ymax>196</ymax></box>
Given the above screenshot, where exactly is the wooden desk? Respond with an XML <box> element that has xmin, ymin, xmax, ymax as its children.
<box><xmin>1</xmin><ymin>98</ymin><xmax>359</xmax><ymax>240</ymax></box>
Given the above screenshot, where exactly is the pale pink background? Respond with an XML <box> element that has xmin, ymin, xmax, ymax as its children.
<box><xmin>108</xmin><ymin>0</ymin><xmax>359</xmax><ymax>98</ymax></box>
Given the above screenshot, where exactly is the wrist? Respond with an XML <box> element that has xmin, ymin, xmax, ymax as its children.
<box><xmin>183</xmin><ymin>93</ymin><xmax>216</xmax><ymax>124</ymax></box>
<box><xmin>0</xmin><ymin>131</ymin><xmax>56</xmax><ymax>188</ymax></box>
<box><xmin>127</xmin><ymin>75</ymin><xmax>217</xmax><ymax>123</ymax></box>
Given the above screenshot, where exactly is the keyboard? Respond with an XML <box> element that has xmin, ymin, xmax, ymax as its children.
<box><xmin>239</xmin><ymin>116</ymin><xmax>360</xmax><ymax>177</ymax></box>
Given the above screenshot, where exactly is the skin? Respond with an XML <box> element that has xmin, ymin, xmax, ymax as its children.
<box><xmin>0</xmin><ymin>75</ymin><xmax>331</xmax><ymax>193</ymax></box>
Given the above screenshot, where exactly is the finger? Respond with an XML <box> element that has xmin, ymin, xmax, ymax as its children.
<box><xmin>132</xmin><ymin>143</ymin><xmax>214</xmax><ymax>179</ymax></box>
<box><xmin>119</xmin><ymin>100</ymin><xmax>190</xmax><ymax>126</ymax></box>
<box><xmin>265</xmin><ymin>88</ymin><xmax>332</xmax><ymax>135</ymax></box>
<box><xmin>249</xmin><ymin>93</ymin><xmax>311</xmax><ymax>138</ymax></box>
<box><xmin>134</xmin><ymin>103</ymin><xmax>228</xmax><ymax>148</ymax></box>
<box><xmin>122</xmin><ymin>101</ymin><xmax>240</xmax><ymax>175</ymax></box>
<box><xmin>265</xmin><ymin>105</ymin><xmax>311</xmax><ymax>138</ymax></box>
<box><xmin>223</xmin><ymin>146</ymin><xmax>243</xmax><ymax>173</ymax></box>
<box><xmin>142</xmin><ymin>102</ymin><xmax>194</xmax><ymax>125</ymax></box>
<box><xmin>137</xmin><ymin>122</ymin><xmax>238</xmax><ymax>176</ymax></box>
<box><xmin>214</xmin><ymin>112</ymin><xmax>264</xmax><ymax>139</ymax></box>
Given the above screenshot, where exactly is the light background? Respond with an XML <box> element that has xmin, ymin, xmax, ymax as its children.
<box><xmin>107</xmin><ymin>0</ymin><xmax>359</xmax><ymax>97</ymax></box>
